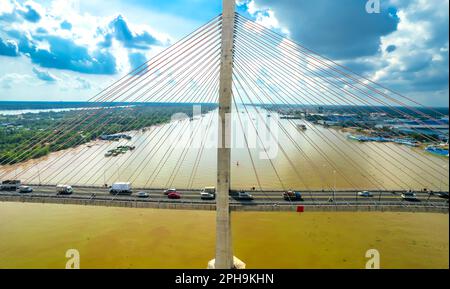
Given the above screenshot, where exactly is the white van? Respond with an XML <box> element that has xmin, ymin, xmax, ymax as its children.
<box><xmin>200</xmin><ymin>187</ymin><xmax>216</xmax><ymax>200</ymax></box>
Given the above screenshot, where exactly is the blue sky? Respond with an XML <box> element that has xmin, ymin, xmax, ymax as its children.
<box><xmin>0</xmin><ymin>0</ymin><xmax>448</xmax><ymax>106</ymax></box>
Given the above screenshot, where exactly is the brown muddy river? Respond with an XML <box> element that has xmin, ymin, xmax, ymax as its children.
<box><xmin>0</xmin><ymin>202</ymin><xmax>448</xmax><ymax>269</ymax></box>
<box><xmin>0</xmin><ymin>108</ymin><xmax>448</xmax><ymax>191</ymax></box>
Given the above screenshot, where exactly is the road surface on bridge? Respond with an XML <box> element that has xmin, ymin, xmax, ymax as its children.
<box><xmin>1</xmin><ymin>185</ymin><xmax>448</xmax><ymax>209</ymax></box>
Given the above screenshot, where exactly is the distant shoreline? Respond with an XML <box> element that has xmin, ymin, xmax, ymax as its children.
<box><xmin>0</xmin><ymin>101</ymin><xmax>219</xmax><ymax>111</ymax></box>
<box><xmin>0</xmin><ymin>101</ymin><xmax>448</xmax><ymax>111</ymax></box>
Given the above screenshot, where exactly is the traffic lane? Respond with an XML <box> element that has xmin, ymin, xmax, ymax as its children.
<box><xmin>18</xmin><ymin>186</ymin><xmax>448</xmax><ymax>199</ymax></box>
<box><xmin>3</xmin><ymin>191</ymin><xmax>447</xmax><ymax>205</ymax></box>
<box><xmin>4</xmin><ymin>188</ymin><xmax>448</xmax><ymax>203</ymax></box>
<box><xmin>23</xmin><ymin>184</ymin><xmax>445</xmax><ymax>194</ymax></box>
<box><xmin>2</xmin><ymin>192</ymin><xmax>446</xmax><ymax>209</ymax></box>
<box><xmin>20</xmin><ymin>185</ymin><xmax>448</xmax><ymax>196</ymax></box>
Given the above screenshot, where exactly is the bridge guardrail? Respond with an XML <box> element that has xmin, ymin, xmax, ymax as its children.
<box><xmin>1</xmin><ymin>191</ymin><xmax>448</xmax><ymax>213</ymax></box>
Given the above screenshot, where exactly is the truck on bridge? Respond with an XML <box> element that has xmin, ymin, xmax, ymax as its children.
<box><xmin>110</xmin><ymin>182</ymin><xmax>132</xmax><ymax>195</ymax></box>
<box><xmin>0</xmin><ymin>180</ymin><xmax>21</xmax><ymax>191</ymax></box>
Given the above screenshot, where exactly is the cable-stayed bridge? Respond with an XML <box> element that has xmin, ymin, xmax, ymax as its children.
<box><xmin>0</xmin><ymin>0</ymin><xmax>448</xmax><ymax>269</ymax></box>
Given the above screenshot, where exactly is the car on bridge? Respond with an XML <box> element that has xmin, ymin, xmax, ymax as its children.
<box><xmin>401</xmin><ymin>191</ymin><xmax>418</xmax><ymax>201</ymax></box>
<box><xmin>282</xmin><ymin>191</ymin><xmax>303</xmax><ymax>201</ymax></box>
<box><xmin>437</xmin><ymin>192</ymin><xmax>449</xmax><ymax>199</ymax></box>
<box><xmin>358</xmin><ymin>191</ymin><xmax>373</xmax><ymax>198</ymax></box>
<box><xmin>238</xmin><ymin>192</ymin><xmax>254</xmax><ymax>201</ymax></box>
<box><xmin>56</xmin><ymin>185</ymin><xmax>73</xmax><ymax>195</ymax></box>
<box><xmin>19</xmin><ymin>186</ymin><xmax>33</xmax><ymax>193</ymax></box>
<box><xmin>137</xmin><ymin>192</ymin><xmax>150</xmax><ymax>198</ymax></box>
<box><xmin>201</xmin><ymin>192</ymin><xmax>215</xmax><ymax>200</ymax></box>
<box><xmin>168</xmin><ymin>192</ymin><xmax>181</xmax><ymax>199</ymax></box>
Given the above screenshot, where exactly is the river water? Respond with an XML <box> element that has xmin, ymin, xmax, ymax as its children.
<box><xmin>0</xmin><ymin>108</ymin><xmax>448</xmax><ymax>191</ymax></box>
<box><xmin>0</xmin><ymin>202</ymin><xmax>448</xmax><ymax>269</ymax></box>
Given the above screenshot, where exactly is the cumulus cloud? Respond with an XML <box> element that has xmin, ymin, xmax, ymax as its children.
<box><xmin>3</xmin><ymin>29</ymin><xmax>118</xmax><ymax>74</ymax></box>
<box><xmin>104</xmin><ymin>15</ymin><xmax>160</xmax><ymax>49</ymax></box>
<box><xmin>0</xmin><ymin>0</ymin><xmax>447</xmax><ymax>105</ymax></box>
<box><xmin>0</xmin><ymin>0</ymin><xmax>167</xmax><ymax>75</ymax></box>
<box><xmin>0</xmin><ymin>0</ymin><xmax>42</xmax><ymax>23</ymax></box>
<box><xmin>18</xmin><ymin>2</ymin><xmax>42</xmax><ymax>23</ymax></box>
<box><xmin>0</xmin><ymin>37</ymin><xmax>19</xmax><ymax>56</ymax></box>
<box><xmin>373</xmin><ymin>0</ymin><xmax>449</xmax><ymax>93</ymax></box>
<box><xmin>32</xmin><ymin>67</ymin><xmax>58</xmax><ymax>82</ymax></box>
<box><xmin>28</xmin><ymin>35</ymin><xmax>117</xmax><ymax>74</ymax></box>
<box><xmin>237</xmin><ymin>0</ymin><xmax>288</xmax><ymax>34</ymax></box>
<box><xmin>240</xmin><ymin>0</ymin><xmax>399</xmax><ymax>59</ymax></box>
<box><xmin>0</xmin><ymin>73</ymin><xmax>35</xmax><ymax>89</ymax></box>
<box><xmin>239</xmin><ymin>0</ymin><xmax>448</xmax><ymax>106</ymax></box>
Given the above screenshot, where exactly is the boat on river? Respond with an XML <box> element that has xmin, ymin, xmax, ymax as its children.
<box><xmin>425</xmin><ymin>145</ymin><xmax>449</xmax><ymax>157</ymax></box>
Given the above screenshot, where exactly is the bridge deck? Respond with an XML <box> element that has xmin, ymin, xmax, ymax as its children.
<box><xmin>1</xmin><ymin>185</ymin><xmax>448</xmax><ymax>213</ymax></box>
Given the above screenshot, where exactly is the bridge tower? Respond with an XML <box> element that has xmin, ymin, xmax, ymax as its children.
<box><xmin>210</xmin><ymin>0</ymin><xmax>244</xmax><ymax>269</ymax></box>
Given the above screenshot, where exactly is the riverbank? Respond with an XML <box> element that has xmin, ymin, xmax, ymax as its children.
<box><xmin>0</xmin><ymin>104</ymin><xmax>215</xmax><ymax>165</ymax></box>
<box><xmin>0</xmin><ymin>202</ymin><xmax>448</xmax><ymax>269</ymax></box>
<box><xmin>1</xmin><ymin>111</ymin><xmax>448</xmax><ymax>191</ymax></box>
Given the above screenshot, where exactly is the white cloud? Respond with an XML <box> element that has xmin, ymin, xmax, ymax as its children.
<box><xmin>0</xmin><ymin>0</ymin><xmax>175</xmax><ymax>100</ymax></box>
<box><xmin>32</xmin><ymin>66</ymin><xmax>58</xmax><ymax>82</ymax></box>
<box><xmin>237</xmin><ymin>0</ymin><xmax>289</xmax><ymax>35</ymax></box>
<box><xmin>0</xmin><ymin>0</ymin><xmax>15</xmax><ymax>14</ymax></box>
<box><xmin>238</xmin><ymin>0</ymin><xmax>448</xmax><ymax>106</ymax></box>
<box><xmin>0</xmin><ymin>0</ymin><xmax>170</xmax><ymax>74</ymax></box>
<box><xmin>0</xmin><ymin>72</ymin><xmax>36</xmax><ymax>89</ymax></box>
<box><xmin>369</xmin><ymin>0</ymin><xmax>449</xmax><ymax>105</ymax></box>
